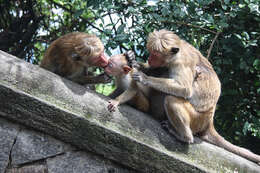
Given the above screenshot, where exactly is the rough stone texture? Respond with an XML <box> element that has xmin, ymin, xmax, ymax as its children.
<box><xmin>11</xmin><ymin>127</ymin><xmax>75</xmax><ymax>165</ymax></box>
<box><xmin>0</xmin><ymin>118</ymin><xmax>20</xmax><ymax>173</ymax></box>
<box><xmin>6</xmin><ymin>163</ymin><xmax>47</xmax><ymax>173</ymax></box>
<box><xmin>0</xmin><ymin>50</ymin><xmax>260</xmax><ymax>173</ymax></box>
<box><xmin>47</xmin><ymin>151</ymin><xmax>135</xmax><ymax>173</ymax></box>
<box><xmin>1</xmin><ymin>118</ymin><xmax>136</xmax><ymax>173</ymax></box>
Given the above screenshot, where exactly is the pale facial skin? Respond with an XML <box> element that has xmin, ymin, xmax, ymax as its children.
<box><xmin>87</xmin><ymin>51</ymin><xmax>109</xmax><ymax>68</ymax></box>
<box><xmin>104</xmin><ymin>54</ymin><xmax>130</xmax><ymax>76</ymax></box>
<box><xmin>148</xmin><ymin>51</ymin><xmax>166</xmax><ymax>68</ymax></box>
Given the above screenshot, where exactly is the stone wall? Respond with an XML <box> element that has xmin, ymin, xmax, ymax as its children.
<box><xmin>0</xmin><ymin>118</ymin><xmax>135</xmax><ymax>173</ymax></box>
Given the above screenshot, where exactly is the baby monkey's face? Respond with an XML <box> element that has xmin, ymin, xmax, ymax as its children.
<box><xmin>104</xmin><ymin>54</ymin><xmax>131</xmax><ymax>77</ymax></box>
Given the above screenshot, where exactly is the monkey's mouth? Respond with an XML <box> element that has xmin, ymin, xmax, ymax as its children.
<box><xmin>103</xmin><ymin>63</ymin><xmax>110</xmax><ymax>69</ymax></box>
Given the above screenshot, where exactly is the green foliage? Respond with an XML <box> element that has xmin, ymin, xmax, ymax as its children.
<box><xmin>0</xmin><ymin>0</ymin><xmax>259</xmax><ymax>153</ymax></box>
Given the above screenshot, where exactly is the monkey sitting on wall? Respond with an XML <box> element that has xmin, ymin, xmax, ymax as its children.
<box><xmin>105</xmin><ymin>51</ymin><xmax>150</xmax><ymax>113</ymax></box>
<box><xmin>132</xmin><ymin>29</ymin><xmax>260</xmax><ymax>164</ymax></box>
<box><xmin>40</xmin><ymin>32</ymin><xmax>111</xmax><ymax>86</ymax></box>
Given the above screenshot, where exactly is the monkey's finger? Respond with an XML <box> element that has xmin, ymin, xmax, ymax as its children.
<box><xmin>105</xmin><ymin>78</ymin><xmax>112</xmax><ymax>83</ymax></box>
<box><xmin>132</xmin><ymin>63</ymin><xmax>140</xmax><ymax>69</ymax></box>
<box><xmin>132</xmin><ymin>73</ymin><xmax>138</xmax><ymax>77</ymax></box>
<box><xmin>107</xmin><ymin>106</ymin><xmax>113</xmax><ymax>112</ymax></box>
<box><xmin>107</xmin><ymin>104</ymin><xmax>112</xmax><ymax>109</ymax></box>
<box><xmin>132</xmin><ymin>76</ymin><xmax>141</xmax><ymax>82</ymax></box>
<box><xmin>125</xmin><ymin>50</ymin><xmax>135</xmax><ymax>60</ymax></box>
<box><xmin>109</xmin><ymin>106</ymin><xmax>116</xmax><ymax>112</ymax></box>
<box><xmin>108</xmin><ymin>104</ymin><xmax>113</xmax><ymax>109</ymax></box>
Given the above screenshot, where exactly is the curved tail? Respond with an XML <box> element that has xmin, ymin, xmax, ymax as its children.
<box><xmin>202</xmin><ymin>125</ymin><xmax>260</xmax><ymax>165</ymax></box>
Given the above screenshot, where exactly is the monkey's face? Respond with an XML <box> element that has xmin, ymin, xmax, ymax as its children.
<box><xmin>86</xmin><ymin>51</ymin><xmax>108</xmax><ymax>68</ymax></box>
<box><xmin>105</xmin><ymin>54</ymin><xmax>131</xmax><ymax>76</ymax></box>
<box><xmin>148</xmin><ymin>51</ymin><xmax>167</xmax><ymax>68</ymax></box>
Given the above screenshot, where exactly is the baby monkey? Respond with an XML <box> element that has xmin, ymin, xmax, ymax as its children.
<box><xmin>105</xmin><ymin>51</ymin><xmax>149</xmax><ymax>112</ymax></box>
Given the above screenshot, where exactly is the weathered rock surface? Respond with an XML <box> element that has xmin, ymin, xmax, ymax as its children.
<box><xmin>0</xmin><ymin>119</ymin><xmax>20</xmax><ymax>173</ymax></box>
<box><xmin>6</xmin><ymin>162</ymin><xmax>48</xmax><ymax>173</ymax></box>
<box><xmin>0</xmin><ymin>50</ymin><xmax>260</xmax><ymax>173</ymax></box>
<box><xmin>47</xmin><ymin>151</ymin><xmax>135</xmax><ymax>173</ymax></box>
<box><xmin>11</xmin><ymin>127</ymin><xmax>75</xmax><ymax>165</ymax></box>
<box><xmin>1</xmin><ymin>118</ymin><xmax>136</xmax><ymax>173</ymax></box>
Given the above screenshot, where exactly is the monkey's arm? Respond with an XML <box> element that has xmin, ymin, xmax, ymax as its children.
<box><xmin>107</xmin><ymin>84</ymin><xmax>138</xmax><ymax>112</ymax></box>
<box><xmin>132</xmin><ymin>66</ymin><xmax>193</xmax><ymax>99</ymax></box>
<box><xmin>71</xmin><ymin>73</ymin><xmax>112</xmax><ymax>85</ymax></box>
<box><xmin>108</xmin><ymin>88</ymin><xmax>124</xmax><ymax>99</ymax></box>
<box><xmin>115</xmin><ymin>85</ymin><xmax>137</xmax><ymax>104</ymax></box>
<box><xmin>136</xmin><ymin>62</ymin><xmax>150</xmax><ymax>73</ymax></box>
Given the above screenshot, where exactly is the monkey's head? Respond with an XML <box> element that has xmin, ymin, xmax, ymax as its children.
<box><xmin>104</xmin><ymin>54</ymin><xmax>132</xmax><ymax>77</ymax></box>
<box><xmin>74</xmin><ymin>34</ymin><xmax>108</xmax><ymax>68</ymax></box>
<box><xmin>146</xmin><ymin>29</ymin><xmax>180</xmax><ymax>68</ymax></box>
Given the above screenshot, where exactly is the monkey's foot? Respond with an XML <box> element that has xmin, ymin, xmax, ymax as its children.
<box><xmin>161</xmin><ymin>120</ymin><xmax>194</xmax><ymax>144</ymax></box>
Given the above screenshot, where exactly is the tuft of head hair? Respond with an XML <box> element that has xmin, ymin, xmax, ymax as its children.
<box><xmin>75</xmin><ymin>34</ymin><xmax>104</xmax><ymax>58</ymax></box>
<box><xmin>146</xmin><ymin>29</ymin><xmax>181</xmax><ymax>55</ymax></box>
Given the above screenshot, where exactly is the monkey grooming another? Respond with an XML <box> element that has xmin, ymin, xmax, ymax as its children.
<box><xmin>40</xmin><ymin>32</ymin><xmax>111</xmax><ymax>85</ymax></box>
<box><xmin>132</xmin><ymin>29</ymin><xmax>260</xmax><ymax>164</ymax></box>
<box><xmin>105</xmin><ymin>51</ymin><xmax>150</xmax><ymax>113</ymax></box>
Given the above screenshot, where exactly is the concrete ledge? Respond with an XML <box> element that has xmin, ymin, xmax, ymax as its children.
<box><xmin>0</xmin><ymin>50</ymin><xmax>259</xmax><ymax>173</ymax></box>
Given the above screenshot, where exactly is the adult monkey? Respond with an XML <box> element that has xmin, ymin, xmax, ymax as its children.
<box><xmin>132</xmin><ymin>29</ymin><xmax>260</xmax><ymax>164</ymax></box>
<box><xmin>40</xmin><ymin>32</ymin><xmax>111</xmax><ymax>85</ymax></box>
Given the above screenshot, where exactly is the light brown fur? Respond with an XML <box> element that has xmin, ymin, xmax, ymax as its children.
<box><xmin>40</xmin><ymin>32</ymin><xmax>110</xmax><ymax>85</ymax></box>
<box><xmin>132</xmin><ymin>29</ymin><xmax>260</xmax><ymax>164</ymax></box>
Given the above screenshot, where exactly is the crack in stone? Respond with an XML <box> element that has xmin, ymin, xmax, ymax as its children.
<box><xmin>5</xmin><ymin>126</ymin><xmax>21</xmax><ymax>171</ymax></box>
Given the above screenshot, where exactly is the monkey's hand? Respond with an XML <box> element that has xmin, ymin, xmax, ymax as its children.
<box><xmin>107</xmin><ymin>99</ymin><xmax>119</xmax><ymax>112</ymax></box>
<box><xmin>132</xmin><ymin>61</ymin><xmax>141</xmax><ymax>69</ymax></box>
<box><xmin>132</xmin><ymin>71</ymin><xmax>148</xmax><ymax>85</ymax></box>
<box><xmin>98</xmin><ymin>73</ymin><xmax>112</xmax><ymax>83</ymax></box>
<box><xmin>124</xmin><ymin>50</ymin><xmax>141</xmax><ymax>68</ymax></box>
<box><xmin>124</xmin><ymin>50</ymin><xmax>135</xmax><ymax>62</ymax></box>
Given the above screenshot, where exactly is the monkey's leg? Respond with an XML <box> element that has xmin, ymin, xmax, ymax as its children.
<box><xmin>164</xmin><ymin>95</ymin><xmax>194</xmax><ymax>143</ymax></box>
<box><xmin>133</xmin><ymin>92</ymin><xmax>149</xmax><ymax>112</ymax></box>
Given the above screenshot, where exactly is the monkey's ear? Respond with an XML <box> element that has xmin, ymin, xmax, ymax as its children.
<box><xmin>171</xmin><ymin>47</ymin><xmax>179</xmax><ymax>54</ymax></box>
<box><xmin>123</xmin><ymin>65</ymin><xmax>132</xmax><ymax>74</ymax></box>
<box><xmin>71</xmin><ymin>53</ymin><xmax>81</xmax><ymax>61</ymax></box>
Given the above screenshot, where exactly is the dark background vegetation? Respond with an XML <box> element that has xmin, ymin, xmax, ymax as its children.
<box><xmin>0</xmin><ymin>0</ymin><xmax>259</xmax><ymax>154</ymax></box>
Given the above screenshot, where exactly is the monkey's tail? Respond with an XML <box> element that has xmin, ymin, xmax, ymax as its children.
<box><xmin>202</xmin><ymin>124</ymin><xmax>260</xmax><ymax>165</ymax></box>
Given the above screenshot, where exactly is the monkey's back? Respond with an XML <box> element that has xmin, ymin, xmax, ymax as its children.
<box><xmin>190</xmin><ymin>56</ymin><xmax>221</xmax><ymax>112</ymax></box>
<box><xmin>40</xmin><ymin>32</ymin><xmax>89</xmax><ymax>77</ymax></box>
<box><xmin>181</xmin><ymin>40</ymin><xmax>221</xmax><ymax>112</ymax></box>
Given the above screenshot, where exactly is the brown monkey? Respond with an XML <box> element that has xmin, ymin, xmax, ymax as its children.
<box><xmin>40</xmin><ymin>32</ymin><xmax>111</xmax><ymax>85</ymax></box>
<box><xmin>132</xmin><ymin>29</ymin><xmax>260</xmax><ymax>164</ymax></box>
<box><xmin>104</xmin><ymin>51</ymin><xmax>150</xmax><ymax>113</ymax></box>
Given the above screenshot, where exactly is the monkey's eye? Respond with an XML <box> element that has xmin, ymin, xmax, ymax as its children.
<box><xmin>108</xmin><ymin>63</ymin><xmax>113</xmax><ymax>68</ymax></box>
<box><xmin>71</xmin><ymin>53</ymin><xmax>81</xmax><ymax>61</ymax></box>
<box><xmin>171</xmin><ymin>47</ymin><xmax>179</xmax><ymax>54</ymax></box>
